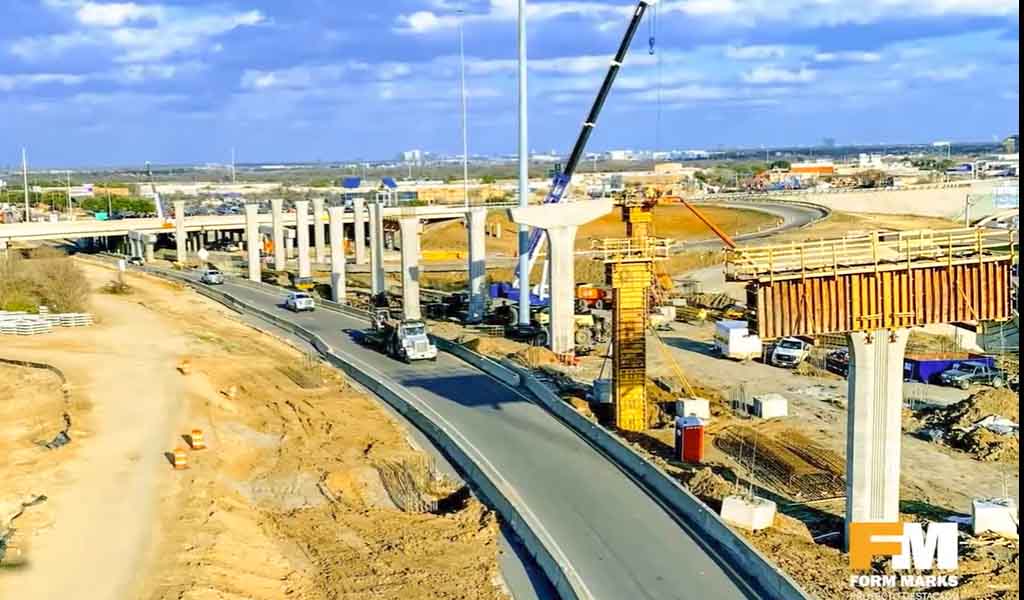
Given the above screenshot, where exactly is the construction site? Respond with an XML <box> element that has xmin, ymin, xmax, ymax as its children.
<box><xmin>2</xmin><ymin>2</ymin><xmax>1020</xmax><ymax>600</ymax></box>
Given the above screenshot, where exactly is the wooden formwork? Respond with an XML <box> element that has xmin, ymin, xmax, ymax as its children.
<box><xmin>727</xmin><ymin>227</ymin><xmax>1017</xmax><ymax>339</ymax></box>
<box><xmin>608</xmin><ymin>261</ymin><xmax>652</xmax><ymax>432</ymax></box>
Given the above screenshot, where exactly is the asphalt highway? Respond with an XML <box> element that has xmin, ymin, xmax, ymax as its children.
<box><xmin>186</xmin><ymin>272</ymin><xmax>755</xmax><ymax>600</ymax></box>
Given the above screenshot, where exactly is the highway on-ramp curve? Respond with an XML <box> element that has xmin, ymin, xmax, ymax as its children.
<box><xmin>186</xmin><ymin>273</ymin><xmax>756</xmax><ymax>600</ymax></box>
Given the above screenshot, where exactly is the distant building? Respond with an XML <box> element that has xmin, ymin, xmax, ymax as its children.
<box><xmin>607</xmin><ymin>149</ymin><xmax>635</xmax><ymax>161</ymax></box>
<box><xmin>790</xmin><ymin>161</ymin><xmax>836</xmax><ymax>177</ymax></box>
<box><xmin>822</xmin><ymin>137</ymin><xmax>836</xmax><ymax>148</ymax></box>
<box><xmin>858</xmin><ymin>153</ymin><xmax>883</xmax><ymax>168</ymax></box>
<box><xmin>400</xmin><ymin>149</ymin><xmax>424</xmax><ymax>164</ymax></box>
<box><xmin>1003</xmin><ymin>135</ymin><xmax>1018</xmax><ymax>154</ymax></box>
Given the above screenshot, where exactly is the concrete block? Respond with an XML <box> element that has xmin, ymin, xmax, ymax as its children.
<box><xmin>972</xmin><ymin>498</ymin><xmax>1019</xmax><ymax>538</ymax></box>
<box><xmin>721</xmin><ymin>495</ymin><xmax>776</xmax><ymax>531</ymax></box>
<box><xmin>751</xmin><ymin>394</ymin><xmax>788</xmax><ymax>419</ymax></box>
<box><xmin>675</xmin><ymin>397</ymin><xmax>710</xmax><ymax>420</ymax></box>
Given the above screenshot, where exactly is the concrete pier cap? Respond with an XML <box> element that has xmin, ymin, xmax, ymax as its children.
<box><xmin>508</xmin><ymin>199</ymin><xmax>614</xmax><ymax>355</ymax></box>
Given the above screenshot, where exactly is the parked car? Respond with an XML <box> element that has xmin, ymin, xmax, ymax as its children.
<box><xmin>825</xmin><ymin>348</ymin><xmax>850</xmax><ymax>377</ymax></box>
<box><xmin>200</xmin><ymin>268</ymin><xmax>224</xmax><ymax>285</ymax></box>
<box><xmin>284</xmin><ymin>292</ymin><xmax>315</xmax><ymax>312</ymax></box>
<box><xmin>770</xmin><ymin>337</ymin><xmax>811</xmax><ymax>368</ymax></box>
<box><xmin>937</xmin><ymin>361</ymin><xmax>1007</xmax><ymax>389</ymax></box>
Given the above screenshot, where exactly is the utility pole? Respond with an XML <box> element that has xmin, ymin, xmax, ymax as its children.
<box><xmin>21</xmin><ymin>148</ymin><xmax>29</xmax><ymax>222</ymax></box>
<box><xmin>517</xmin><ymin>0</ymin><xmax>530</xmax><ymax>326</ymax></box>
<box><xmin>231</xmin><ymin>147</ymin><xmax>237</xmax><ymax>184</ymax></box>
<box><xmin>66</xmin><ymin>170</ymin><xmax>72</xmax><ymax>219</ymax></box>
<box><xmin>458</xmin><ymin>9</ymin><xmax>470</xmax><ymax>209</ymax></box>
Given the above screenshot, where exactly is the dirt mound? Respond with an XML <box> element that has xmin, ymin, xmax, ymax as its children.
<box><xmin>513</xmin><ymin>346</ymin><xmax>559</xmax><ymax>368</ymax></box>
<box><xmin>922</xmin><ymin>388</ymin><xmax>1019</xmax><ymax>462</ymax></box>
<box><xmin>463</xmin><ymin>336</ymin><xmax>523</xmax><ymax>358</ymax></box>
<box><xmin>794</xmin><ymin>361</ymin><xmax>841</xmax><ymax>380</ymax></box>
<box><xmin>932</xmin><ymin>388</ymin><xmax>1019</xmax><ymax>427</ymax></box>
<box><xmin>948</xmin><ymin>428</ymin><xmax>1019</xmax><ymax>463</ymax></box>
<box><xmin>683</xmin><ymin>467</ymin><xmax>733</xmax><ymax>506</ymax></box>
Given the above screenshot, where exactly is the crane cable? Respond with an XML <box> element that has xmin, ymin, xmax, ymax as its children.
<box><xmin>648</xmin><ymin>3</ymin><xmax>663</xmax><ymax>157</ymax></box>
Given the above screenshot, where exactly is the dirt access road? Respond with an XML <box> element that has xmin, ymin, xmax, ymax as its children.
<box><xmin>1</xmin><ymin>260</ymin><xmax>506</xmax><ymax>600</ymax></box>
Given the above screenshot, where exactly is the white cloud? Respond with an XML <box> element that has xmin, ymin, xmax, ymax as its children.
<box><xmin>742</xmin><ymin>65</ymin><xmax>817</xmax><ymax>83</ymax></box>
<box><xmin>76</xmin><ymin>2</ymin><xmax>163</xmax><ymax>27</ymax></box>
<box><xmin>0</xmin><ymin>72</ymin><xmax>86</xmax><ymax>91</ymax></box>
<box><xmin>917</xmin><ymin>63</ymin><xmax>978</xmax><ymax>81</ymax></box>
<box><xmin>240</xmin><ymin>61</ymin><xmax>413</xmax><ymax>91</ymax></box>
<box><xmin>814</xmin><ymin>51</ymin><xmax>882</xmax><ymax>63</ymax></box>
<box><xmin>725</xmin><ymin>45</ymin><xmax>788</xmax><ymax>60</ymax></box>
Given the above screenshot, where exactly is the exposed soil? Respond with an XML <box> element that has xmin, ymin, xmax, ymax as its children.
<box><xmin>0</xmin><ymin>260</ymin><xmax>506</xmax><ymax>600</ymax></box>
<box><xmin>919</xmin><ymin>388</ymin><xmax>1020</xmax><ymax>463</ymax></box>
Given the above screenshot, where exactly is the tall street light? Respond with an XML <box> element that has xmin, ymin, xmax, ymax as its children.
<box><xmin>517</xmin><ymin>0</ymin><xmax>530</xmax><ymax>326</ymax></box>
<box><xmin>458</xmin><ymin>9</ymin><xmax>470</xmax><ymax>209</ymax></box>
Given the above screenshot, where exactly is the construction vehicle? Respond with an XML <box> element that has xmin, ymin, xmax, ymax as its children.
<box><xmin>497</xmin><ymin>0</ymin><xmax>655</xmax><ymax>304</ymax></box>
<box><xmin>575</xmin><ymin>284</ymin><xmax>612</xmax><ymax>311</ymax></box>
<box><xmin>289</xmin><ymin>273</ymin><xmax>315</xmax><ymax>291</ymax></box>
<box><xmin>361</xmin><ymin>308</ymin><xmax>438</xmax><ymax>362</ymax></box>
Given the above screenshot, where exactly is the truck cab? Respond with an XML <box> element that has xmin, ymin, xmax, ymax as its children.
<box><xmin>770</xmin><ymin>337</ymin><xmax>811</xmax><ymax>368</ymax></box>
<box><xmin>366</xmin><ymin>309</ymin><xmax>438</xmax><ymax>362</ymax></box>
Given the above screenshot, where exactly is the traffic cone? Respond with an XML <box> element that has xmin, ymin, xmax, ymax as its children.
<box><xmin>189</xmin><ymin>429</ymin><xmax>206</xmax><ymax>450</ymax></box>
<box><xmin>173</xmin><ymin>447</ymin><xmax>189</xmax><ymax>469</ymax></box>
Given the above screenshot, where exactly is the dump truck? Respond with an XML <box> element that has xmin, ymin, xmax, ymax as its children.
<box><xmin>361</xmin><ymin>308</ymin><xmax>438</xmax><ymax>362</ymax></box>
<box><xmin>575</xmin><ymin>284</ymin><xmax>612</xmax><ymax>311</ymax></box>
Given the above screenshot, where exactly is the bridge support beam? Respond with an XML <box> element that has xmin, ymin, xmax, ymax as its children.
<box><xmin>398</xmin><ymin>216</ymin><xmax>422</xmax><ymax>320</ymax></box>
<box><xmin>353</xmin><ymin>196</ymin><xmax>367</xmax><ymax>265</ymax></box>
<box><xmin>845</xmin><ymin>328</ymin><xmax>910</xmax><ymax>550</ymax></box>
<box><xmin>312</xmin><ymin>197</ymin><xmax>326</xmax><ymax>264</ymax></box>
<box><xmin>244</xmin><ymin>204</ymin><xmax>261</xmax><ymax>282</ymax></box>
<box><xmin>295</xmin><ymin>200</ymin><xmax>311</xmax><ymax>279</ymax></box>
<box><xmin>174</xmin><ymin>200</ymin><xmax>186</xmax><ymax>264</ymax></box>
<box><xmin>368</xmin><ymin>200</ymin><xmax>385</xmax><ymax>297</ymax></box>
<box><xmin>509</xmin><ymin>200</ymin><xmax>613</xmax><ymax>355</ymax></box>
<box><xmin>271</xmin><ymin>198</ymin><xmax>285</xmax><ymax>271</ymax></box>
<box><xmin>328</xmin><ymin>206</ymin><xmax>347</xmax><ymax>303</ymax></box>
<box><xmin>466</xmin><ymin>208</ymin><xmax>487</xmax><ymax>323</ymax></box>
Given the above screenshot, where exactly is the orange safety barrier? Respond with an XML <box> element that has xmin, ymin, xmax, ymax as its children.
<box><xmin>189</xmin><ymin>429</ymin><xmax>206</xmax><ymax>450</ymax></box>
<box><xmin>173</xmin><ymin>447</ymin><xmax>189</xmax><ymax>469</ymax></box>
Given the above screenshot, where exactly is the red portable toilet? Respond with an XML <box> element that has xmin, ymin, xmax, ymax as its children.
<box><xmin>679</xmin><ymin>416</ymin><xmax>705</xmax><ymax>464</ymax></box>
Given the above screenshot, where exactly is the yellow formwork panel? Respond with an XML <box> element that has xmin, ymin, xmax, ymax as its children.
<box><xmin>609</xmin><ymin>261</ymin><xmax>652</xmax><ymax>432</ymax></box>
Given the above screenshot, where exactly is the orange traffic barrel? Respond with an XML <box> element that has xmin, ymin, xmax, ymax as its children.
<box><xmin>189</xmin><ymin>429</ymin><xmax>206</xmax><ymax>450</ymax></box>
<box><xmin>173</xmin><ymin>447</ymin><xmax>189</xmax><ymax>469</ymax></box>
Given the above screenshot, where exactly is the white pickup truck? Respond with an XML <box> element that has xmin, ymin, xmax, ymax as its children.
<box><xmin>770</xmin><ymin>337</ymin><xmax>811</xmax><ymax>368</ymax></box>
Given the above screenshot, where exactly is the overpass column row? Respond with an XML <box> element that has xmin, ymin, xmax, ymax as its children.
<box><xmin>368</xmin><ymin>201</ymin><xmax>385</xmax><ymax>297</ymax></box>
<box><xmin>295</xmin><ymin>200</ymin><xmax>311</xmax><ymax>279</ymax></box>
<box><xmin>328</xmin><ymin>206</ymin><xmax>347</xmax><ymax>302</ymax></box>
<box><xmin>271</xmin><ymin>198</ymin><xmax>285</xmax><ymax>271</ymax></box>
<box><xmin>466</xmin><ymin>208</ymin><xmax>487</xmax><ymax>323</ymax></box>
<box><xmin>174</xmin><ymin>200</ymin><xmax>186</xmax><ymax>264</ymax></box>
<box><xmin>397</xmin><ymin>216</ymin><xmax>421</xmax><ymax>321</ymax></box>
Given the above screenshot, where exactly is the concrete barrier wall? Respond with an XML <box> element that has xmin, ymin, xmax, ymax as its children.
<box><xmin>500</xmin><ymin>361</ymin><xmax>811</xmax><ymax>600</ymax></box>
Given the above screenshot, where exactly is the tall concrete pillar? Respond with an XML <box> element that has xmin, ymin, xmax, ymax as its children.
<box><xmin>844</xmin><ymin>328</ymin><xmax>910</xmax><ymax>550</ymax></box>
<box><xmin>353</xmin><ymin>196</ymin><xmax>367</xmax><ymax>265</ymax></box>
<box><xmin>244</xmin><ymin>204</ymin><xmax>261</xmax><ymax>282</ymax></box>
<box><xmin>145</xmin><ymin>238</ymin><xmax>155</xmax><ymax>262</ymax></box>
<box><xmin>398</xmin><ymin>217</ymin><xmax>421</xmax><ymax>320</ymax></box>
<box><xmin>312</xmin><ymin>197</ymin><xmax>326</xmax><ymax>264</ymax></box>
<box><xmin>271</xmin><ymin>198</ymin><xmax>285</xmax><ymax>271</ymax></box>
<box><xmin>174</xmin><ymin>200</ymin><xmax>186</xmax><ymax>264</ymax></box>
<box><xmin>328</xmin><ymin>206</ymin><xmax>347</xmax><ymax>303</ymax></box>
<box><xmin>286</xmin><ymin>228</ymin><xmax>296</xmax><ymax>259</ymax></box>
<box><xmin>509</xmin><ymin>200</ymin><xmax>613</xmax><ymax>354</ymax></box>
<box><xmin>368</xmin><ymin>201</ymin><xmax>385</xmax><ymax>296</ymax></box>
<box><xmin>466</xmin><ymin>208</ymin><xmax>487</xmax><ymax>322</ymax></box>
<box><xmin>295</xmin><ymin>200</ymin><xmax>311</xmax><ymax>278</ymax></box>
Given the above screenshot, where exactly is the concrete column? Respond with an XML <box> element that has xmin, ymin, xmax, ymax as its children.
<box><xmin>312</xmin><ymin>197</ymin><xmax>326</xmax><ymax>264</ymax></box>
<box><xmin>466</xmin><ymin>208</ymin><xmax>487</xmax><ymax>322</ymax></box>
<box><xmin>271</xmin><ymin>198</ymin><xmax>285</xmax><ymax>271</ymax></box>
<box><xmin>244</xmin><ymin>204</ymin><xmax>261</xmax><ymax>282</ymax></box>
<box><xmin>328</xmin><ymin>206</ymin><xmax>347</xmax><ymax>303</ymax></box>
<box><xmin>398</xmin><ymin>217</ymin><xmax>421</xmax><ymax>320</ymax></box>
<box><xmin>286</xmin><ymin>229</ymin><xmax>296</xmax><ymax>259</ymax></box>
<box><xmin>509</xmin><ymin>200</ymin><xmax>613</xmax><ymax>355</ymax></box>
<box><xmin>145</xmin><ymin>239</ymin><xmax>155</xmax><ymax>262</ymax></box>
<box><xmin>295</xmin><ymin>200</ymin><xmax>311</xmax><ymax>278</ymax></box>
<box><xmin>174</xmin><ymin>200</ymin><xmax>186</xmax><ymax>264</ymax></box>
<box><xmin>844</xmin><ymin>328</ymin><xmax>910</xmax><ymax>550</ymax></box>
<box><xmin>368</xmin><ymin>201</ymin><xmax>385</xmax><ymax>296</ymax></box>
<box><xmin>353</xmin><ymin>196</ymin><xmax>367</xmax><ymax>265</ymax></box>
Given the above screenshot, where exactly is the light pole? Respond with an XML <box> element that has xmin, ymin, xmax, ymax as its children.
<box><xmin>21</xmin><ymin>148</ymin><xmax>29</xmax><ymax>222</ymax></box>
<box><xmin>517</xmin><ymin>0</ymin><xmax>530</xmax><ymax>326</ymax></box>
<box><xmin>458</xmin><ymin>8</ymin><xmax>470</xmax><ymax>209</ymax></box>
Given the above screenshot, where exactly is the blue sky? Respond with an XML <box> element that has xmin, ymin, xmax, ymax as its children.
<box><xmin>1</xmin><ymin>0</ymin><xmax>1019</xmax><ymax>167</ymax></box>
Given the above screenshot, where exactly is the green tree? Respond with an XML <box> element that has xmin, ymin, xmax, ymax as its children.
<box><xmin>769</xmin><ymin>160</ymin><xmax>791</xmax><ymax>170</ymax></box>
<box><xmin>480</xmin><ymin>175</ymin><xmax>497</xmax><ymax>184</ymax></box>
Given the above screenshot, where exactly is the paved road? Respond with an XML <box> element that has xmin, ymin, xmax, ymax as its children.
<box><xmin>682</xmin><ymin>200</ymin><xmax>829</xmax><ymax>249</ymax></box>
<box><xmin>188</xmin><ymin>273</ymin><xmax>755</xmax><ymax>600</ymax></box>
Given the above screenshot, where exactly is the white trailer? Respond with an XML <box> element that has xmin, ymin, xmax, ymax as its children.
<box><xmin>714</xmin><ymin>320</ymin><xmax>762</xmax><ymax>361</ymax></box>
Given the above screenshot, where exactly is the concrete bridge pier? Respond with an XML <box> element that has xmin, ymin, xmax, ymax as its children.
<box><xmin>295</xmin><ymin>200</ymin><xmax>311</xmax><ymax>279</ymax></box>
<box><xmin>312</xmin><ymin>197</ymin><xmax>326</xmax><ymax>264</ymax></box>
<box><xmin>509</xmin><ymin>200</ymin><xmax>613</xmax><ymax>355</ymax></box>
<box><xmin>466</xmin><ymin>208</ymin><xmax>487</xmax><ymax>323</ymax></box>
<box><xmin>398</xmin><ymin>216</ymin><xmax>421</xmax><ymax>320</ymax></box>
<box><xmin>353</xmin><ymin>196</ymin><xmax>367</xmax><ymax>265</ymax></box>
<box><xmin>271</xmin><ymin>198</ymin><xmax>285</xmax><ymax>271</ymax></box>
<box><xmin>245</xmin><ymin>204</ymin><xmax>261</xmax><ymax>282</ymax></box>
<box><xmin>845</xmin><ymin>328</ymin><xmax>910</xmax><ymax>550</ymax></box>
<box><xmin>368</xmin><ymin>201</ymin><xmax>385</xmax><ymax>297</ymax></box>
<box><xmin>174</xmin><ymin>200</ymin><xmax>186</xmax><ymax>264</ymax></box>
<box><xmin>328</xmin><ymin>206</ymin><xmax>347</xmax><ymax>302</ymax></box>
<box><xmin>145</xmin><ymin>238</ymin><xmax>155</xmax><ymax>262</ymax></box>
